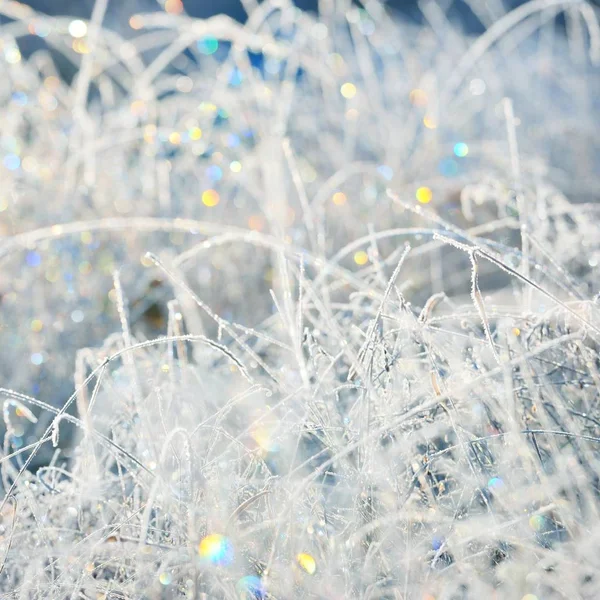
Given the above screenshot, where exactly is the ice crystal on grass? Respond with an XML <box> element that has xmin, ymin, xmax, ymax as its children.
<box><xmin>0</xmin><ymin>0</ymin><xmax>600</xmax><ymax>598</ymax></box>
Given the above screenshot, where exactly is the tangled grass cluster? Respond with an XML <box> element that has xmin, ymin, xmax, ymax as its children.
<box><xmin>1</xmin><ymin>0</ymin><xmax>600</xmax><ymax>597</ymax></box>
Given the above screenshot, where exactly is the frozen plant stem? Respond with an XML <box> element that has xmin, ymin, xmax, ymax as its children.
<box><xmin>503</xmin><ymin>97</ymin><xmax>532</xmax><ymax>313</ymax></box>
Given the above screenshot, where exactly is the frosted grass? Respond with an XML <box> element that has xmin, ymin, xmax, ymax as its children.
<box><xmin>0</xmin><ymin>0</ymin><xmax>599</xmax><ymax>598</ymax></box>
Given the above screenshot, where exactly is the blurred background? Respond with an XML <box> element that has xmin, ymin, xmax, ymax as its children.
<box><xmin>8</xmin><ymin>0</ymin><xmax>573</xmax><ymax>74</ymax></box>
<box><xmin>15</xmin><ymin>0</ymin><xmax>537</xmax><ymax>33</ymax></box>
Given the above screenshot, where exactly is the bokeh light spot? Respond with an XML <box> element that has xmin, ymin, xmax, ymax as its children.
<box><xmin>416</xmin><ymin>187</ymin><xmax>432</xmax><ymax>204</ymax></box>
<box><xmin>409</xmin><ymin>89</ymin><xmax>428</xmax><ymax>106</ymax></box>
<box><xmin>354</xmin><ymin>250</ymin><xmax>369</xmax><ymax>266</ymax></box>
<box><xmin>340</xmin><ymin>82</ymin><xmax>357</xmax><ymax>99</ymax></box>
<box><xmin>164</xmin><ymin>0</ymin><xmax>184</xmax><ymax>15</ymax></box>
<box><xmin>198</xmin><ymin>37</ymin><xmax>219</xmax><ymax>55</ymax></box>
<box><xmin>198</xmin><ymin>534</ymin><xmax>234</xmax><ymax>566</ymax></box>
<box><xmin>332</xmin><ymin>192</ymin><xmax>347</xmax><ymax>206</ymax></box>
<box><xmin>202</xmin><ymin>189</ymin><xmax>220</xmax><ymax>207</ymax></box>
<box><xmin>236</xmin><ymin>575</ymin><xmax>266</xmax><ymax>599</ymax></box>
<box><xmin>453</xmin><ymin>142</ymin><xmax>469</xmax><ymax>157</ymax></box>
<box><xmin>68</xmin><ymin>20</ymin><xmax>87</xmax><ymax>38</ymax></box>
<box><xmin>297</xmin><ymin>553</ymin><xmax>316</xmax><ymax>575</ymax></box>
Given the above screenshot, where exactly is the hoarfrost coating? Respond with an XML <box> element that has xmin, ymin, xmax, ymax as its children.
<box><xmin>0</xmin><ymin>0</ymin><xmax>600</xmax><ymax>598</ymax></box>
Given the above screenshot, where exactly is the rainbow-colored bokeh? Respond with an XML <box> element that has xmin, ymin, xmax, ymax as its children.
<box><xmin>198</xmin><ymin>533</ymin><xmax>234</xmax><ymax>567</ymax></box>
